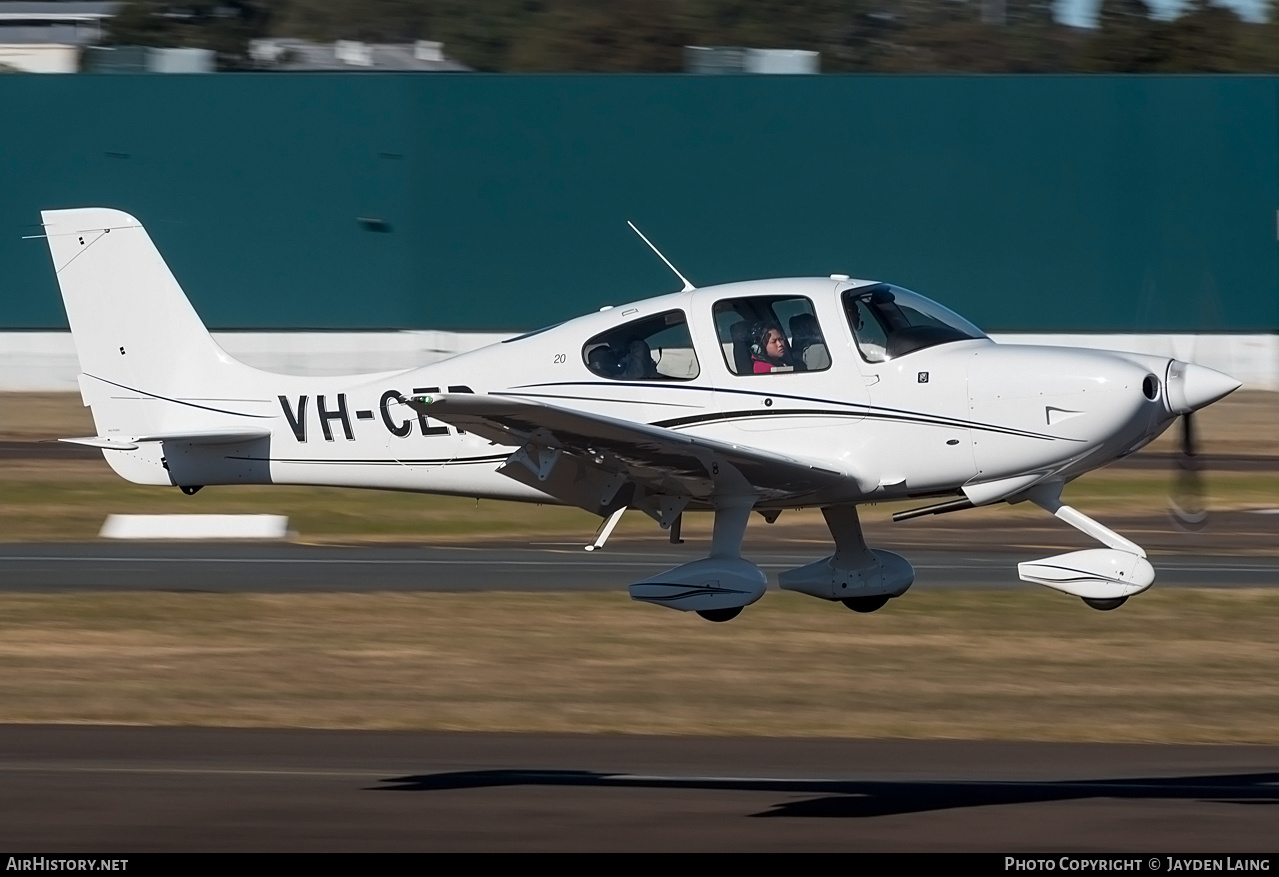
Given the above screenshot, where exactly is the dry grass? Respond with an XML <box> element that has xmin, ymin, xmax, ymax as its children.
<box><xmin>3</xmin><ymin>392</ymin><xmax>1278</xmax><ymax>543</ymax></box>
<box><xmin>0</xmin><ymin>459</ymin><xmax>611</xmax><ymax>542</ymax></box>
<box><xmin>4</xmin><ymin>455</ymin><xmax>1278</xmax><ymax>545</ymax></box>
<box><xmin>0</xmin><ymin>393</ymin><xmax>95</xmax><ymax>441</ymax></box>
<box><xmin>0</xmin><ymin>588</ymin><xmax>1275</xmax><ymax>742</ymax></box>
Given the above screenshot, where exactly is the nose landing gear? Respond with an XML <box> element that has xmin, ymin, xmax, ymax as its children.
<box><xmin>1016</xmin><ymin>482</ymin><xmax>1153</xmax><ymax>611</ymax></box>
<box><xmin>1082</xmin><ymin>596</ymin><xmax>1128</xmax><ymax>611</ymax></box>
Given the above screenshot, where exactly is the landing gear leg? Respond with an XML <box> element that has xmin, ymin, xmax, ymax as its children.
<box><xmin>585</xmin><ymin>507</ymin><xmax>626</xmax><ymax>552</ymax></box>
<box><xmin>710</xmin><ymin>499</ymin><xmax>752</xmax><ymax>559</ymax></box>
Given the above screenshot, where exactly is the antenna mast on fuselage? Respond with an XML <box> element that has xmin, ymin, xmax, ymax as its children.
<box><xmin>627</xmin><ymin>221</ymin><xmax>695</xmax><ymax>292</ymax></box>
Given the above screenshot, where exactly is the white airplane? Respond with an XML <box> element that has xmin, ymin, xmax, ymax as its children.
<box><xmin>42</xmin><ymin>207</ymin><xmax>1241</xmax><ymax>620</ymax></box>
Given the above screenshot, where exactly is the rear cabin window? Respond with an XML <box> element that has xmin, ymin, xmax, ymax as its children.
<box><xmin>712</xmin><ymin>296</ymin><xmax>830</xmax><ymax>376</ymax></box>
<box><xmin>582</xmin><ymin>310</ymin><xmax>699</xmax><ymax>381</ymax></box>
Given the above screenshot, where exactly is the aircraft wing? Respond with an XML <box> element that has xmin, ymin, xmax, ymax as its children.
<box><xmin>403</xmin><ymin>393</ymin><xmax>848</xmax><ymax>515</ymax></box>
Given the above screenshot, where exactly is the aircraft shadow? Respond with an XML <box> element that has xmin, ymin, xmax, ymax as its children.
<box><xmin>372</xmin><ymin>769</ymin><xmax>1279</xmax><ymax>818</ymax></box>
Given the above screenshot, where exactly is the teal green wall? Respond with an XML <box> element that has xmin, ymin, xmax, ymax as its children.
<box><xmin>3</xmin><ymin>75</ymin><xmax>1275</xmax><ymax>332</ymax></box>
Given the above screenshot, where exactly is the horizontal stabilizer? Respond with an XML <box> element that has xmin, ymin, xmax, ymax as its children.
<box><xmin>60</xmin><ymin>436</ymin><xmax>140</xmax><ymax>451</ymax></box>
<box><xmin>62</xmin><ymin>428</ymin><xmax>270</xmax><ymax>451</ymax></box>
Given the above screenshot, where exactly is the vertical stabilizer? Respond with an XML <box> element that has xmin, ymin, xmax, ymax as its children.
<box><xmin>42</xmin><ymin>208</ymin><xmax>243</xmax><ymax>398</ymax></box>
<box><xmin>41</xmin><ymin>208</ymin><xmax>271</xmax><ymax>471</ymax></box>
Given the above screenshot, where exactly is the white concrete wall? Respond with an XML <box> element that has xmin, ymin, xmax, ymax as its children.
<box><xmin>0</xmin><ymin>44</ymin><xmax>78</xmax><ymax>73</ymax></box>
<box><xmin>1</xmin><ymin>330</ymin><xmax>1275</xmax><ymax>391</ymax></box>
<box><xmin>0</xmin><ymin>330</ymin><xmax>512</xmax><ymax>391</ymax></box>
<box><xmin>987</xmin><ymin>333</ymin><xmax>1279</xmax><ymax>392</ymax></box>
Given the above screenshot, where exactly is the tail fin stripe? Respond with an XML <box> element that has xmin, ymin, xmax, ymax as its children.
<box><xmin>85</xmin><ymin>374</ymin><xmax>275</xmax><ymax>419</ymax></box>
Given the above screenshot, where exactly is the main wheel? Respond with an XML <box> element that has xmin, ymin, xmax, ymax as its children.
<box><xmin>842</xmin><ymin>595</ymin><xmax>890</xmax><ymax>613</ymax></box>
<box><xmin>696</xmin><ymin>607</ymin><xmax>742</xmax><ymax>622</ymax></box>
<box><xmin>1082</xmin><ymin>596</ymin><xmax>1127</xmax><ymax>611</ymax></box>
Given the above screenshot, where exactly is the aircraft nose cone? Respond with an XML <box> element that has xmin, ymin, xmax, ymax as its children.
<box><xmin>1166</xmin><ymin>360</ymin><xmax>1242</xmax><ymax>414</ymax></box>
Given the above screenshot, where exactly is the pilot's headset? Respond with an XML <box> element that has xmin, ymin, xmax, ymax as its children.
<box><xmin>752</xmin><ymin>321</ymin><xmax>786</xmax><ymax>359</ymax></box>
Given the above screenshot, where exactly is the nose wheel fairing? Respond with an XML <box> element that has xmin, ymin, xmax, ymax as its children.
<box><xmin>1016</xmin><ymin>481</ymin><xmax>1154</xmax><ymax>606</ymax></box>
<box><xmin>1018</xmin><ymin>548</ymin><xmax>1155</xmax><ymax>601</ymax></box>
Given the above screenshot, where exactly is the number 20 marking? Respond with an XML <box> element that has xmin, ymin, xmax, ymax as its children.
<box><xmin>553</xmin><ymin>353</ymin><xmax>566</xmax><ymax>364</ymax></box>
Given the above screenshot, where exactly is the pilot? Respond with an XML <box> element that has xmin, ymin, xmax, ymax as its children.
<box><xmin>751</xmin><ymin>323</ymin><xmax>795</xmax><ymax>373</ymax></box>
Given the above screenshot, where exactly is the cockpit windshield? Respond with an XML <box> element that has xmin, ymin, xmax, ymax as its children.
<box><xmin>842</xmin><ymin>284</ymin><xmax>986</xmax><ymax>363</ymax></box>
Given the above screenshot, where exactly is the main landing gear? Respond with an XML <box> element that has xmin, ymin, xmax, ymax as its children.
<box><xmin>778</xmin><ymin>504</ymin><xmax>915</xmax><ymax>611</ymax></box>
<box><xmin>628</xmin><ymin>498</ymin><xmax>767</xmax><ymax>622</ymax></box>
<box><xmin>627</xmin><ymin>500</ymin><xmax>915</xmax><ymax>622</ymax></box>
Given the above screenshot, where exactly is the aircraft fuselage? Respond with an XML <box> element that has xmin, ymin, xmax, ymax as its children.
<box><xmin>98</xmin><ymin>277</ymin><xmax>1179</xmax><ymax>509</ymax></box>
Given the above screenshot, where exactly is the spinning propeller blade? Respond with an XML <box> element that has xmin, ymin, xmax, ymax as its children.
<box><xmin>1169</xmin><ymin>411</ymin><xmax>1207</xmax><ymax>531</ymax></box>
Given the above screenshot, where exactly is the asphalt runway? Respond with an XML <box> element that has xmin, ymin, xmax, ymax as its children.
<box><xmin>0</xmin><ymin>542</ymin><xmax>1277</xmax><ymax>592</ymax></box>
<box><xmin>0</xmin><ymin>726</ymin><xmax>1275</xmax><ymax>852</ymax></box>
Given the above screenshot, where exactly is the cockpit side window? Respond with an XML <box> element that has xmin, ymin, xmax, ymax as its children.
<box><xmin>842</xmin><ymin>284</ymin><xmax>985</xmax><ymax>363</ymax></box>
<box><xmin>582</xmin><ymin>310</ymin><xmax>699</xmax><ymax>381</ymax></box>
<box><xmin>712</xmin><ymin>295</ymin><xmax>830</xmax><ymax>376</ymax></box>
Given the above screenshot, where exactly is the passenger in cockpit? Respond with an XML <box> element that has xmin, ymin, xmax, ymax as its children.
<box><xmin>752</xmin><ymin>323</ymin><xmax>796</xmax><ymax>373</ymax></box>
<box><xmin>619</xmin><ymin>337</ymin><xmax>658</xmax><ymax>380</ymax></box>
<box><xmin>587</xmin><ymin>344</ymin><xmax>620</xmax><ymax>378</ymax></box>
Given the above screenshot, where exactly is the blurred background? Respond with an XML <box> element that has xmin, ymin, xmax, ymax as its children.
<box><xmin>3</xmin><ymin>0</ymin><xmax>1278</xmax><ymax>538</ymax></box>
<box><xmin>5</xmin><ymin>0</ymin><xmax>1279</xmax><ymax>74</ymax></box>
